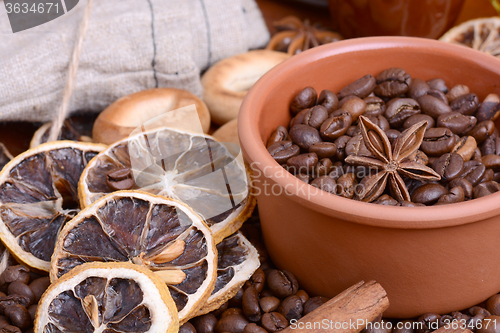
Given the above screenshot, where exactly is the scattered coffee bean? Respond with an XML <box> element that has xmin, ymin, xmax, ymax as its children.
<box><xmin>259</xmin><ymin>297</ymin><xmax>280</xmax><ymax>313</ymax></box>
<box><xmin>477</xmin><ymin>315</ymin><xmax>500</xmax><ymax>333</ymax></box>
<box><xmin>427</xmin><ymin>78</ymin><xmax>448</xmax><ymax>93</ymax></box>
<box><xmin>242</xmin><ymin>286</ymin><xmax>261</xmax><ymax>322</ymax></box>
<box><xmin>303</xmin><ymin>296</ymin><xmax>329</xmax><ymax>315</ymax></box>
<box><xmin>261</xmin><ymin>312</ymin><xmax>287</xmax><ymax>333</ymax></box>
<box><xmin>446</xmin><ymin>84</ymin><xmax>470</xmax><ymax>103</ymax></box>
<box><xmin>418</xmin><ymin>94</ymin><xmax>452</xmax><ymax>119</ymax></box>
<box><xmin>278</xmin><ymin>295</ymin><xmax>303</xmax><ymax>321</ymax></box>
<box><xmin>309</xmin><ymin>142</ymin><xmax>337</xmax><ymax>159</ymax></box>
<box><xmin>243</xmin><ymin>323</ymin><xmax>267</xmax><ymax>333</ymax></box>
<box><xmin>364</xmin><ymin>96</ymin><xmax>386</xmax><ymax>116</ymax></box>
<box><xmin>318</xmin><ymin>90</ymin><xmax>339</xmax><ymax>114</ymax></box>
<box><xmin>295</xmin><ymin>290</ymin><xmax>309</xmax><ymax>304</ymax></box>
<box><xmin>7</xmin><ymin>282</ymin><xmax>34</xmax><ymax>306</ymax></box>
<box><xmin>214</xmin><ymin>314</ymin><xmax>249</xmax><ymax>333</ymax></box>
<box><xmin>222</xmin><ymin>308</ymin><xmax>244</xmax><ymax>318</ymax></box>
<box><xmin>289</xmin><ymin>124</ymin><xmax>322</xmax><ymax>150</ymax></box>
<box><xmin>408</xmin><ymin>78</ymin><xmax>430</xmax><ymax>100</ymax></box>
<box><xmin>192</xmin><ymin>314</ymin><xmax>218</xmax><ymax>333</ymax></box>
<box><xmin>303</xmin><ymin>105</ymin><xmax>328</xmax><ymax>128</ymax></box>
<box><xmin>375</xmin><ymin>68</ymin><xmax>411</xmax><ymax>98</ymax></box>
<box><xmin>267</xmin><ymin>270</ymin><xmax>298</xmax><ymax>299</ymax></box>
<box><xmin>0</xmin><ymin>266</ymin><xmax>29</xmax><ymax>286</ymax></box>
<box><xmin>290</xmin><ymin>87</ymin><xmax>317</xmax><ymax>115</ymax></box>
<box><xmin>28</xmin><ymin>277</ymin><xmax>49</xmax><ymax>303</ymax></box>
<box><xmin>411</xmin><ymin>183</ymin><xmax>448</xmax><ymax>205</ymax></box>
<box><xmin>180</xmin><ymin>322</ymin><xmax>197</xmax><ymax>333</ymax></box>
<box><xmin>267</xmin><ymin>126</ymin><xmax>288</xmax><ymax>147</ymax></box>
<box><xmin>5</xmin><ymin>305</ymin><xmax>30</xmax><ymax>330</ymax></box>
<box><xmin>338</xmin><ymin>74</ymin><xmax>376</xmax><ymax>99</ymax></box>
<box><xmin>476</xmin><ymin>94</ymin><xmax>500</xmax><ymax>122</ymax></box>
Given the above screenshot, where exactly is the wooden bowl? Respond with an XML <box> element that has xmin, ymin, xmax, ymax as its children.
<box><xmin>239</xmin><ymin>37</ymin><xmax>500</xmax><ymax>317</ymax></box>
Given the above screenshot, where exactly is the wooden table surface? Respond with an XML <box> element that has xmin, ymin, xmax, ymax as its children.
<box><xmin>0</xmin><ymin>0</ymin><xmax>498</xmax><ymax>156</ymax></box>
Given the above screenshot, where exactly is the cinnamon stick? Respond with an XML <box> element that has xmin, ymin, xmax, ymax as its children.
<box><xmin>281</xmin><ymin>280</ymin><xmax>389</xmax><ymax>333</ymax></box>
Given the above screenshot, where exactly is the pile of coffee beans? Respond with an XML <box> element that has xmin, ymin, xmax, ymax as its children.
<box><xmin>0</xmin><ymin>264</ymin><xmax>50</xmax><ymax>333</ymax></box>
<box><xmin>267</xmin><ymin>68</ymin><xmax>500</xmax><ymax>205</ymax></box>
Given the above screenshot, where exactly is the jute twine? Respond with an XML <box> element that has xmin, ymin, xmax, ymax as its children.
<box><xmin>47</xmin><ymin>0</ymin><xmax>93</xmax><ymax>143</ymax></box>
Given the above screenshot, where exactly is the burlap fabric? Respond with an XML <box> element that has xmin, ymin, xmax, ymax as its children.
<box><xmin>0</xmin><ymin>0</ymin><xmax>270</xmax><ymax>122</ymax></box>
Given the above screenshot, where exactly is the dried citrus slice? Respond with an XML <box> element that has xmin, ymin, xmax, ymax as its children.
<box><xmin>78</xmin><ymin>127</ymin><xmax>256</xmax><ymax>243</ymax></box>
<box><xmin>51</xmin><ymin>191</ymin><xmax>217</xmax><ymax>323</ymax></box>
<box><xmin>197</xmin><ymin>232</ymin><xmax>259</xmax><ymax>316</ymax></box>
<box><xmin>440</xmin><ymin>17</ymin><xmax>500</xmax><ymax>57</ymax></box>
<box><xmin>0</xmin><ymin>143</ymin><xmax>13</xmax><ymax>170</ymax></box>
<box><xmin>30</xmin><ymin>114</ymin><xmax>96</xmax><ymax>148</ymax></box>
<box><xmin>0</xmin><ymin>141</ymin><xmax>105</xmax><ymax>272</ymax></box>
<box><xmin>35</xmin><ymin>262</ymin><xmax>179</xmax><ymax>333</ymax></box>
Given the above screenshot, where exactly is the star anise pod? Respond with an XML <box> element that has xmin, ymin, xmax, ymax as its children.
<box><xmin>266</xmin><ymin>16</ymin><xmax>343</xmax><ymax>55</ymax></box>
<box><xmin>345</xmin><ymin>116</ymin><xmax>441</xmax><ymax>202</ymax></box>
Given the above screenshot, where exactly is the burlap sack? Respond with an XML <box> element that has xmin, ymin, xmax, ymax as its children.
<box><xmin>0</xmin><ymin>0</ymin><xmax>270</xmax><ymax>122</ymax></box>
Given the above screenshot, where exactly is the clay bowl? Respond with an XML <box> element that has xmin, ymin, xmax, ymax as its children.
<box><xmin>238</xmin><ymin>37</ymin><xmax>500</xmax><ymax>318</ymax></box>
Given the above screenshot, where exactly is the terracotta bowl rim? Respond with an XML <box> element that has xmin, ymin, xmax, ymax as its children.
<box><xmin>239</xmin><ymin>36</ymin><xmax>500</xmax><ymax>230</ymax></box>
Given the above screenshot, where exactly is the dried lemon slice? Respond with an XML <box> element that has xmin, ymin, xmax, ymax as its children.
<box><xmin>78</xmin><ymin>127</ymin><xmax>256</xmax><ymax>243</ymax></box>
<box><xmin>0</xmin><ymin>141</ymin><xmax>106</xmax><ymax>271</ymax></box>
<box><xmin>51</xmin><ymin>191</ymin><xmax>217</xmax><ymax>323</ymax></box>
<box><xmin>197</xmin><ymin>232</ymin><xmax>259</xmax><ymax>316</ymax></box>
<box><xmin>35</xmin><ymin>262</ymin><xmax>179</xmax><ymax>333</ymax></box>
<box><xmin>440</xmin><ymin>17</ymin><xmax>500</xmax><ymax>57</ymax></box>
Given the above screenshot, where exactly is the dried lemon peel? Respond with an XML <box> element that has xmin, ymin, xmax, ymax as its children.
<box><xmin>440</xmin><ymin>17</ymin><xmax>500</xmax><ymax>58</ymax></box>
<box><xmin>197</xmin><ymin>232</ymin><xmax>260</xmax><ymax>316</ymax></box>
<box><xmin>0</xmin><ymin>141</ymin><xmax>106</xmax><ymax>271</ymax></box>
<box><xmin>51</xmin><ymin>191</ymin><xmax>217</xmax><ymax>323</ymax></box>
<box><xmin>34</xmin><ymin>262</ymin><xmax>179</xmax><ymax>333</ymax></box>
<box><xmin>79</xmin><ymin>125</ymin><xmax>256</xmax><ymax>243</ymax></box>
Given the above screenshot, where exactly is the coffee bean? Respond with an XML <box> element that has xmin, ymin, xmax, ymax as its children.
<box><xmin>319</xmin><ymin>110</ymin><xmax>353</xmax><ymax>140</ymax></box>
<box><xmin>242</xmin><ymin>287</ymin><xmax>261</xmax><ymax>322</ymax></box>
<box><xmin>374</xmin><ymin>194</ymin><xmax>399</xmax><ymax>206</ymax></box>
<box><xmin>286</xmin><ymin>153</ymin><xmax>318</xmax><ymax>174</ymax></box>
<box><xmin>449</xmin><ymin>178</ymin><xmax>474</xmax><ymax>199</ymax></box>
<box><xmin>480</xmin><ymin>168</ymin><xmax>495</xmax><ymax>184</ymax></box>
<box><xmin>477</xmin><ymin>94</ymin><xmax>500</xmax><ymax>122</ymax></box>
<box><xmin>361</xmin><ymin>319</ymin><xmax>392</xmax><ymax>333</ymax></box>
<box><xmin>468</xmin><ymin>314</ymin><xmax>486</xmax><ymax>332</ymax></box>
<box><xmin>436</xmin><ymin>186</ymin><xmax>465</xmax><ymax>205</ymax></box>
<box><xmin>289</xmin><ymin>124</ymin><xmax>322</xmax><ymax>150</ymax></box>
<box><xmin>483</xmin><ymin>154</ymin><xmax>500</xmax><ymax>172</ymax></box>
<box><xmin>267</xmin><ymin>126</ymin><xmax>288</xmax><ymax>147</ymax></box>
<box><xmin>418</xmin><ymin>95</ymin><xmax>452</xmax><ymax>119</ymax></box>
<box><xmin>481</xmin><ymin>136</ymin><xmax>500</xmax><ymax>156</ymax></box>
<box><xmin>385</xmin><ymin>98</ymin><xmax>421</xmax><ymax>128</ymax></box>
<box><xmin>318</xmin><ymin>90</ymin><xmax>339</xmax><ymax>114</ymax></box>
<box><xmin>467</xmin><ymin>120</ymin><xmax>496</xmax><ymax>144</ymax></box>
<box><xmin>245</xmin><ymin>269</ymin><xmax>265</xmax><ymax>294</ymax></box>
<box><xmin>311</xmin><ymin>175</ymin><xmax>337</xmax><ymax>194</ymax></box>
<box><xmin>385</xmin><ymin>129</ymin><xmax>401</xmax><ymax>145</ymax></box>
<box><xmin>345</xmin><ymin>125</ymin><xmax>359</xmax><ymax>137</ymax></box>
<box><xmin>28</xmin><ymin>277</ymin><xmax>49</xmax><ymax>303</ymax></box>
<box><xmin>243</xmin><ymin>323</ymin><xmax>267</xmax><ymax>333</ymax></box>
<box><xmin>0</xmin><ymin>316</ymin><xmax>8</xmax><ymax>329</ymax></box>
<box><xmin>303</xmin><ymin>296</ymin><xmax>329</xmax><ymax>315</ymax></box>
<box><xmin>404</xmin><ymin>114</ymin><xmax>434</xmax><ymax>130</ymax></box>
<box><xmin>27</xmin><ymin>304</ymin><xmax>37</xmax><ymax>322</ymax></box>
<box><xmin>451</xmin><ymin>136</ymin><xmax>477</xmax><ymax>162</ymax></box>
<box><xmin>222</xmin><ymin>308</ymin><xmax>244</xmax><ymax>318</ymax></box>
<box><xmin>427</xmin><ymin>78</ymin><xmax>448</xmax><ymax>93</ymax></box>
<box><xmin>289</xmin><ymin>108</ymin><xmax>309</xmax><ymax>128</ymax></box>
<box><xmin>337</xmin><ymin>173</ymin><xmax>357</xmax><ymax>199</ymax></box>
<box><xmin>338</xmin><ymin>95</ymin><xmax>358</xmax><ymax>108</ymax></box>
<box><xmin>433</xmin><ymin>153</ymin><xmax>464</xmax><ymax>181</ymax></box>
<box><xmin>487</xmin><ymin>294</ymin><xmax>500</xmax><ymax>316</ymax></box>
<box><xmin>393</xmin><ymin>319</ymin><xmax>416</xmax><ymax>333</ymax></box>
<box><xmin>364</xmin><ymin>96</ymin><xmax>386</xmax><ymax>116</ymax></box>
<box><xmin>474</xmin><ymin>181</ymin><xmax>500</xmax><ymax>198</ymax></box>
<box><xmin>367</xmin><ymin>115</ymin><xmax>390</xmax><ymax>131</ymax></box>
<box><xmin>437</xmin><ymin>112</ymin><xmax>477</xmax><ymax>135</ymax></box>
<box><xmin>211</xmin><ymin>301</ymin><xmax>229</xmax><ymax>318</ymax></box>
<box><xmin>259</xmin><ymin>297</ymin><xmax>280</xmax><ymax>313</ymax></box>
<box><xmin>427</xmin><ymin>89</ymin><xmax>449</xmax><ymax>105</ymax></box>
<box><xmin>295</xmin><ymin>290</ymin><xmax>309</xmax><ymax>304</ymax></box>
<box><xmin>375</xmin><ymin>68</ymin><xmax>412</xmax><ymax>98</ymax></box>
<box><xmin>421</xmin><ymin>127</ymin><xmax>456</xmax><ymax>156</ymax></box>
<box><xmin>408</xmin><ymin>78</ymin><xmax>430</xmax><ymax>100</ymax></box>
<box><xmin>303</xmin><ymin>105</ymin><xmax>328</xmax><ymax>129</ymax></box>
<box><xmin>106</xmin><ymin>167</ymin><xmax>134</xmax><ymax>191</ymax></box>
<box><xmin>462</xmin><ymin>160</ymin><xmax>487</xmax><ymax>186</ymax></box>
<box><xmin>473</xmin><ymin>147</ymin><xmax>483</xmax><ymax>161</ymax></box>
<box><xmin>334</xmin><ymin>136</ymin><xmax>351</xmax><ymax>160</ymax></box>
<box><xmin>5</xmin><ymin>304</ymin><xmax>30</xmax><ymax>329</ymax></box>
<box><xmin>0</xmin><ymin>325</ymin><xmax>21</xmax><ymax>333</ymax></box>
<box><xmin>309</xmin><ymin>142</ymin><xmax>337</xmax><ymax>159</ymax></box>
<box><xmin>0</xmin><ymin>296</ymin><xmax>30</xmax><ymax>313</ymax></box>
<box><xmin>400</xmin><ymin>201</ymin><xmax>425</xmax><ymax>207</ymax></box>
<box><xmin>294</xmin><ymin>173</ymin><xmax>310</xmax><ymax>184</ymax></box>
<box><xmin>278</xmin><ymin>295</ymin><xmax>303</xmax><ymax>321</ymax></box>
<box><xmin>180</xmin><ymin>322</ymin><xmax>197</xmax><ymax>333</ymax></box>
<box><xmin>267</xmin><ymin>270</ymin><xmax>298</xmax><ymax>299</ymax></box>
<box><xmin>450</xmin><ymin>93</ymin><xmax>479</xmax><ymax>115</ymax></box>
<box><xmin>341</xmin><ymin>97</ymin><xmax>367</xmax><ymax>121</ymax></box>
<box><xmin>411</xmin><ymin>184</ymin><xmax>448</xmax><ymax>205</ymax></box>
<box><xmin>268</xmin><ymin>141</ymin><xmax>300</xmax><ymax>166</ymax></box>
<box><xmin>418</xmin><ymin>313</ymin><xmax>441</xmax><ymax>332</ymax></box>
<box><xmin>215</xmin><ymin>314</ymin><xmax>249</xmax><ymax>333</ymax></box>
<box><xmin>439</xmin><ymin>314</ymin><xmax>454</xmax><ymax>328</ymax></box>
<box><xmin>7</xmin><ymin>282</ymin><xmax>34</xmax><ymax>306</ymax></box>
<box><xmin>446</xmin><ymin>84</ymin><xmax>470</xmax><ymax>103</ymax></box>
<box><xmin>338</xmin><ymin>74</ymin><xmax>376</xmax><ymax>99</ymax></box>
<box><xmin>477</xmin><ymin>315</ymin><xmax>500</xmax><ymax>333</ymax></box>
<box><xmin>313</xmin><ymin>158</ymin><xmax>333</xmax><ymax>177</ymax></box>
<box><xmin>192</xmin><ymin>314</ymin><xmax>217</xmax><ymax>333</ymax></box>
<box><xmin>261</xmin><ymin>312</ymin><xmax>287</xmax><ymax>332</ymax></box>
<box><xmin>470</xmin><ymin>306</ymin><xmax>491</xmax><ymax>317</ymax></box>
<box><xmin>329</xmin><ymin>161</ymin><xmax>344</xmax><ymax>181</ymax></box>
<box><xmin>402</xmin><ymin>150</ymin><xmax>428</xmax><ymax>166</ymax></box>
<box><xmin>0</xmin><ymin>266</ymin><xmax>29</xmax><ymax>286</ymax></box>
<box><xmin>290</xmin><ymin>87</ymin><xmax>317</xmax><ymax>115</ymax></box>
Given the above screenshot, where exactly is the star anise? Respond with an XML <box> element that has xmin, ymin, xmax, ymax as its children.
<box><xmin>345</xmin><ymin>116</ymin><xmax>441</xmax><ymax>202</ymax></box>
<box><xmin>266</xmin><ymin>16</ymin><xmax>343</xmax><ymax>55</ymax></box>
